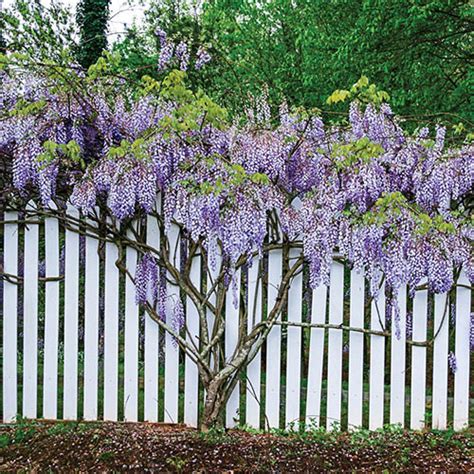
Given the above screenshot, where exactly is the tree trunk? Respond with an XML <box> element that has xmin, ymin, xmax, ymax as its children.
<box><xmin>200</xmin><ymin>377</ymin><xmax>227</xmax><ymax>430</ymax></box>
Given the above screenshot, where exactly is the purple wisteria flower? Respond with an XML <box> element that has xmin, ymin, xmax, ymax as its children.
<box><xmin>195</xmin><ymin>47</ymin><xmax>211</xmax><ymax>69</ymax></box>
<box><xmin>175</xmin><ymin>41</ymin><xmax>190</xmax><ymax>71</ymax></box>
<box><xmin>1</xmin><ymin>59</ymin><xmax>472</xmax><ymax>314</ymax></box>
<box><xmin>154</xmin><ymin>27</ymin><xmax>167</xmax><ymax>46</ymax></box>
<box><xmin>448</xmin><ymin>351</ymin><xmax>457</xmax><ymax>374</ymax></box>
<box><xmin>135</xmin><ymin>253</ymin><xmax>159</xmax><ymax>306</ymax></box>
<box><xmin>172</xmin><ymin>299</ymin><xmax>185</xmax><ymax>333</ymax></box>
<box><xmin>158</xmin><ymin>41</ymin><xmax>174</xmax><ymax>71</ymax></box>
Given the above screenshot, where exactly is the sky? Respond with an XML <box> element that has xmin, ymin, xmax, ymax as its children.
<box><xmin>2</xmin><ymin>0</ymin><xmax>146</xmax><ymax>35</ymax></box>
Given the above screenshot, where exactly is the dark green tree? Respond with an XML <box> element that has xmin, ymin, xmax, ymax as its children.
<box><xmin>199</xmin><ymin>0</ymin><xmax>474</xmax><ymax>122</ymax></box>
<box><xmin>0</xmin><ymin>0</ymin><xmax>5</xmax><ymax>52</ymax></box>
<box><xmin>121</xmin><ymin>0</ymin><xmax>472</xmax><ymax>124</ymax></box>
<box><xmin>76</xmin><ymin>0</ymin><xmax>111</xmax><ymax>68</ymax></box>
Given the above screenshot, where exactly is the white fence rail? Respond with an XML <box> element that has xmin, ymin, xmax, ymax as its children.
<box><xmin>1</xmin><ymin>209</ymin><xmax>472</xmax><ymax>430</ymax></box>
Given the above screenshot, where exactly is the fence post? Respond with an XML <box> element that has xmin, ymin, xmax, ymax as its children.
<box><xmin>389</xmin><ymin>286</ymin><xmax>407</xmax><ymax>426</ymax></box>
<box><xmin>246</xmin><ymin>259</ymin><xmax>263</xmax><ymax>429</ymax></box>
<box><xmin>124</xmin><ymin>223</ymin><xmax>139</xmax><ymax>421</ymax></box>
<box><xmin>225</xmin><ymin>269</ymin><xmax>241</xmax><ymax>428</ymax></box>
<box><xmin>348</xmin><ymin>269</ymin><xmax>365</xmax><ymax>430</ymax></box>
<box><xmin>184</xmin><ymin>247</ymin><xmax>200</xmax><ymax>427</ymax></box>
<box><xmin>103</xmin><ymin>217</ymin><xmax>120</xmax><ymax>421</ymax></box>
<box><xmin>83</xmin><ymin>211</ymin><xmax>100</xmax><ymax>420</ymax></box>
<box><xmin>326</xmin><ymin>261</ymin><xmax>344</xmax><ymax>431</ymax></box>
<box><xmin>144</xmin><ymin>210</ymin><xmax>160</xmax><ymax>422</ymax></box>
<box><xmin>23</xmin><ymin>202</ymin><xmax>39</xmax><ymax>419</ymax></box>
<box><xmin>369</xmin><ymin>282</ymin><xmax>385</xmax><ymax>430</ymax></box>
<box><xmin>164</xmin><ymin>223</ymin><xmax>180</xmax><ymax>423</ymax></box>
<box><xmin>410</xmin><ymin>283</ymin><xmax>428</xmax><ymax>429</ymax></box>
<box><xmin>63</xmin><ymin>204</ymin><xmax>80</xmax><ymax>420</ymax></box>
<box><xmin>43</xmin><ymin>205</ymin><xmax>60</xmax><ymax>419</ymax></box>
<box><xmin>305</xmin><ymin>284</ymin><xmax>327</xmax><ymax>429</ymax></box>
<box><xmin>265</xmin><ymin>246</ymin><xmax>283</xmax><ymax>429</ymax></box>
<box><xmin>285</xmin><ymin>246</ymin><xmax>303</xmax><ymax>429</ymax></box>
<box><xmin>432</xmin><ymin>292</ymin><xmax>449</xmax><ymax>429</ymax></box>
<box><xmin>3</xmin><ymin>210</ymin><xmax>18</xmax><ymax>422</ymax></box>
<box><xmin>453</xmin><ymin>270</ymin><xmax>471</xmax><ymax>430</ymax></box>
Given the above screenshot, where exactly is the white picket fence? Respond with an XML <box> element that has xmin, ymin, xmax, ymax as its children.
<box><xmin>1</xmin><ymin>206</ymin><xmax>472</xmax><ymax>430</ymax></box>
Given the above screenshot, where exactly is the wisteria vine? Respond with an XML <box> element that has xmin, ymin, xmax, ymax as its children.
<box><xmin>1</xmin><ymin>57</ymin><xmax>473</xmax><ymax>333</ymax></box>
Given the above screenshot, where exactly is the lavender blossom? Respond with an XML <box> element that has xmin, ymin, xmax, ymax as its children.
<box><xmin>448</xmin><ymin>351</ymin><xmax>457</xmax><ymax>374</ymax></box>
<box><xmin>154</xmin><ymin>27</ymin><xmax>167</xmax><ymax>46</ymax></box>
<box><xmin>175</xmin><ymin>41</ymin><xmax>190</xmax><ymax>71</ymax></box>
<box><xmin>1</xmin><ymin>57</ymin><xmax>472</xmax><ymax>320</ymax></box>
<box><xmin>135</xmin><ymin>253</ymin><xmax>159</xmax><ymax>306</ymax></box>
<box><xmin>172</xmin><ymin>299</ymin><xmax>185</xmax><ymax>333</ymax></box>
<box><xmin>195</xmin><ymin>47</ymin><xmax>211</xmax><ymax>69</ymax></box>
<box><xmin>158</xmin><ymin>41</ymin><xmax>174</xmax><ymax>71</ymax></box>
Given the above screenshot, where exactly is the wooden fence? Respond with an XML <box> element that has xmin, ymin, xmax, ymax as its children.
<box><xmin>1</xmin><ymin>205</ymin><xmax>472</xmax><ymax>430</ymax></box>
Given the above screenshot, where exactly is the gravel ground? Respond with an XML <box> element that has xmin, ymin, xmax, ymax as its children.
<box><xmin>0</xmin><ymin>420</ymin><xmax>472</xmax><ymax>472</ymax></box>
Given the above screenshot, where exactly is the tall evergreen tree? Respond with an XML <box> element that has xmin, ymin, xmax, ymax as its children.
<box><xmin>0</xmin><ymin>0</ymin><xmax>5</xmax><ymax>51</ymax></box>
<box><xmin>76</xmin><ymin>0</ymin><xmax>111</xmax><ymax>68</ymax></box>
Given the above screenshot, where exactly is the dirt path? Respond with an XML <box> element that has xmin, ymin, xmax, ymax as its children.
<box><xmin>0</xmin><ymin>420</ymin><xmax>472</xmax><ymax>472</ymax></box>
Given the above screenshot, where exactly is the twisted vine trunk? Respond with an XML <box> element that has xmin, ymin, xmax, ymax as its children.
<box><xmin>198</xmin><ymin>255</ymin><xmax>303</xmax><ymax>430</ymax></box>
<box><xmin>201</xmin><ymin>377</ymin><xmax>227</xmax><ymax>430</ymax></box>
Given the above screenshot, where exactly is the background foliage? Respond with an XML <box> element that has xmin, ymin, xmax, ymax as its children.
<box><xmin>1</xmin><ymin>0</ymin><xmax>472</xmax><ymax>125</ymax></box>
<box><xmin>114</xmin><ymin>0</ymin><xmax>474</xmax><ymax>124</ymax></box>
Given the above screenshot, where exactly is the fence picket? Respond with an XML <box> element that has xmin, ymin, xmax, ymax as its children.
<box><xmin>23</xmin><ymin>202</ymin><xmax>39</xmax><ymax>419</ymax></box>
<box><xmin>63</xmin><ymin>205</ymin><xmax>80</xmax><ymax>420</ymax></box>
<box><xmin>246</xmin><ymin>259</ymin><xmax>263</xmax><ymax>428</ymax></box>
<box><xmin>348</xmin><ymin>269</ymin><xmax>365</xmax><ymax>429</ymax></box>
<box><xmin>389</xmin><ymin>286</ymin><xmax>407</xmax><ymax>426</ymax></box>
<box><xmin>83</xmin><ymin>214</ymin><xmax>100</xmax><ymax>420</ymax></box>
<box><xmin>2</xmin><ymin>206</ymin><xmax>473</xmax><ymax>430</ymax></box>
<box><xmin>305</xmin><ymin>284</ymin><xmax>327</xmax><ymax>428</ymax></box>
<box><xmin>285</xmin><ymin>248</ymin><xmax>303</xmax><ymax>429</ymax></box>
<box><xmin>326</xmin><ymin>261</ymin><xmax>344</xmax><ymax>430</ymax></box>
<box><xmin>3</xmin><ymin>211</ymin><xmax>18</xmax><ymax>422</ymax></box>
<box><xmin>164</xmin><ymin>223</ymin><xmax>180</xmax><ymax>423</ymax></box>
<box><xmin>103</xmin><ymin>222</ymin><xmax>120</xmax><ymax>421</ymax></box>
<box><xmin>265</xmin><ymin>248</ymin><xmax>283</xmax><ymax>429</ymax></box>
<box><xmin>124</xmin><ymin>226</ymin><xmax>139</xmax><ymax>421</ymax></box>
<box><xmin>144</xmin><ymin>212</ymin><xmax>160</xmax><ymax>422</ymax></box>
<box><xmin>369</xmin><ymin>282</ymin><xmax>385</xmax><ymax>430</ymax></box>
<box><xmin>410</xmin><ymin>284</ymin><xmax>428</xmax><ymax>429</ymax></box>
<box><xmin>432</xmin><ymin>292</ymin><xmax>448</xmax><ymax>429</ymax></box>
<box><xmin>454</xmin><ymin>270</ymin><xmax>471</xmax><ymax>430</ymax></box>
<box><xmin>43</xmin><ymin>208</ymin><xmax>60</xmax><ymax>419</ymax></box>
<box><xmin>184</xmin><ymin>251</ymin><xmax>200</xmax><ymax>427</ymax></box>
<box><xmin>225</xmin><ymin>269</ymin><xmax>241</xmax><ymax>428</ymax></box>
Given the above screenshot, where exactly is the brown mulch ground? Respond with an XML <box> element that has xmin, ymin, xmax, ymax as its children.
<box><xmin>0</xmin><ymin>420</ymin><xmax>472</xmax><ymax>472</ymax></box>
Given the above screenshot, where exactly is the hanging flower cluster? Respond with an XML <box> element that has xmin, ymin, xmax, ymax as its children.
<box><xmin>155</xmin><ymin>27</ymin><xmax>210</xmax><ymax>72</ymax></box>
<box><xmin>1</xmin><ymin>64</ymin><xmax>472</xmax><ymax>321</ymax></box>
